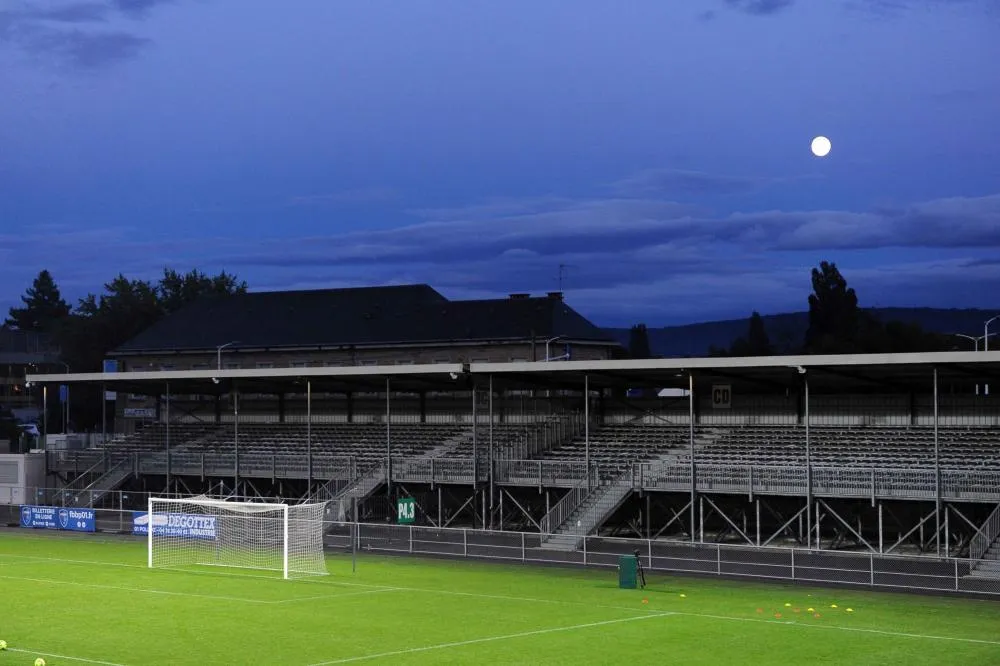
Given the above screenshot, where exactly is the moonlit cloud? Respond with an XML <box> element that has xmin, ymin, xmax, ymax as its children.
<box><xmin>1</xmin><ymin>0</ymin><xmax>997</xmax><ymax>328</ymax></box>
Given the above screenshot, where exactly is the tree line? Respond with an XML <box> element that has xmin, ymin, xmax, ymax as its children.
<box><xmin>4</xmin><ymin>268</ymin><xmax>246</xmax><ymax>432</ymax></box>
<box><xmin>628</xmin><ymin>261</ymin><xmax>953</xmax><ymax>359</ymax></box>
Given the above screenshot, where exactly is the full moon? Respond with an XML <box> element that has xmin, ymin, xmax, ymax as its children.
<box><xmin>811</xmin><ymin>135</ymin><xmax>831</xmax><ymax>157</ymax></box>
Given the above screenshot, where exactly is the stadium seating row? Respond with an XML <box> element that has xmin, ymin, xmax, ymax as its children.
<box><xmin>103</xmin><ymin>421</ymin><xmax>1000</xmax><ymax>471</ymax></box>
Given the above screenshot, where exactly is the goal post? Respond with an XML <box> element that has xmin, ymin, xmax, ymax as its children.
<box><xmin>146</xmin><ymin>495</ymin><xmax>328</xmax><ymax>579</ymax></box>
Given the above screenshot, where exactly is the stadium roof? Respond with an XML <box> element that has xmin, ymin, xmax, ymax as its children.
<box><xmin>25</xmin><ymin>351</ymin><xmax>1000</xmax><ymax>395</ymax></box>
<box><xmin>111</xmin><ymin>285</ymin><xmax>620</xmax><ymax>355</ymax></box>
<box><xmin>471</xmin><ymin>351</ymin><xmax>1000</xmax><ymax>392</ymax></box>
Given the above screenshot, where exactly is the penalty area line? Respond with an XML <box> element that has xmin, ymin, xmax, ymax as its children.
<box><xmin>275</xmin><ymin>587</ymin><xmax>405</xmax><ymax>604</ymax></box>
<box><xmin>666</xmin><ymin>610</ymin><xmax>1000</xmax><ymax>648</ymax></box>
<box><xmin>6</xmin><ymin>646</ymin><xmax>127</xmax><ymax>666</ymax></box>
<box><xmin>0</xmin><ymin>573</ymin><xmax>273</xmax><ymax>605</ymax></box>
<box><xmin>306</xmin><ymin>612</ymin><xmax>675</xmax><ymax>665</ymax></box>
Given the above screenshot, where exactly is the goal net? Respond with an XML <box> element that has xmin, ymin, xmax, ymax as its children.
<box><xmin>146</xmin><ymin>495</ymin><xmax>328</xmax><ymax>579</ymax></box>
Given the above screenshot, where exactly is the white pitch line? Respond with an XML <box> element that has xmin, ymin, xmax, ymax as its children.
<box><xmin>0</xmin><ymin>573</ymin><xmax>273</xmax><ymax>605</ymax></box>
<box><xmin>307</xmin><ymin>613</ymin><xmax>676</xmax><ymax>665</ymax></box>
<box><xmin>275</xmin><ymin>587</ymin><xmax>404</xmax><ymax>604</ymax></box>
<box><xmin>667</xmin><ymin>610</ymin><xmax>1000</xmax><ymax>647</ymax></box>
<box><xmin>5</xmin><ymin>551</ymin><xmax>1000</xmax><ymax>647</ymax></box>
<box><xmin>7</xmin><ymin>646</ymin><xmax>128</xmax><ymax>666</ymax></box>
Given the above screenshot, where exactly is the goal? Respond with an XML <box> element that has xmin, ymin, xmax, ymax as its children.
<box><xmin>146</xmin><ymin>496</ymin><xmax>328</xmax><ymax>579</ymax></box>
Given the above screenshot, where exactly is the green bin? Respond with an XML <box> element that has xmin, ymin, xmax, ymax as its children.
<box><xmin>618</xmin><ymin>554</ymin><xmax>638</xmax><ymax>589</ymax></box>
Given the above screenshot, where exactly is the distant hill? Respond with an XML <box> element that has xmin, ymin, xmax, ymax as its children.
<box><xmin>603</xmin><ymin>308</ymin><xmax>1000</xmax><ymax>358</ymax></box>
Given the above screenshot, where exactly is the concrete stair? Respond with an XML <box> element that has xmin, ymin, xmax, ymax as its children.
<box><xmin>540</xmin><ymin>472</ymin><xmax>633</xmax><ymax>551</ymax></box>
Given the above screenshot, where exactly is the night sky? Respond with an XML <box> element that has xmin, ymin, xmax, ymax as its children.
<box><xmin>2</xmin><ymin>0</ymin><xmax>999</xmax><ymax>327</ymax></box>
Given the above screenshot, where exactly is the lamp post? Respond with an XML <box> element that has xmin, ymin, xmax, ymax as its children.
<box><xmin>984</xmin><ymin>316</ymin><xmax>999</xmax><ymax>395</ymax></box>
<box><xmin>985</xmin><ymin>316</ymin><xmax>1000</xmax><ymax>352</ymax></box>
<box><xmin>544</xmin><ymin>335</ymin><xmax>566</xmax><ymax>362</ymax></box>
<box><xmin>951</xmin><ymin>333</ymin><xmax>996</xmax><ymax>395</ymax></box>
<box><xmin>216</xmin><ymin>341</ymin><xmax>240</xmax><ymax>370</ymax></box>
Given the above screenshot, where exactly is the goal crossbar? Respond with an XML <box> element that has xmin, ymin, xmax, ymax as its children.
<box><xmin>147</xmin><ymin>495</ymin><xmax>327</xmax><ymax>580</ymax></box>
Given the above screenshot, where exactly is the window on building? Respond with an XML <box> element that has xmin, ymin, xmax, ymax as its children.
<box><xmin>224</xmin><ymin>362</ymin><xmax>241</xmax><ymax>370</ymax></box>
<box><xmin>395</xmin><ymin>359</ymin><xmax>415</xmax><ymax>365</ymax></box>
<box><xmin>291</xmin><ymin>361</ymin><xmax>310</xmax><ymax>368</ymax></box>
<box><xmin>256</xmin><ymin>362</ymin><xmax>274</xmax><ymax>369</ymax></box>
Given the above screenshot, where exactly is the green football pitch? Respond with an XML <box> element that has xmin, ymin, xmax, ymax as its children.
<box><xmin>1</xmin><ymin>532</ymin><xmax>999</xmax><ymax>665</ymax></box>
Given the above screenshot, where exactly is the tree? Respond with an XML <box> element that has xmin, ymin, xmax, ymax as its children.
<box><xmin>628</xmin><ymin>323</ymin><xmax>652</xmax><ymax>358</ymax></box>
<box><xmin>5</xmin><ymin>270</ymin><xmax>70</xmax><ymax>333</ymax></box>
<box><xmin>730</xmin><ymin>311</ymin><xmax>773</xmax><ymax>356</ymax></box>
<box><xmin>57</xmin><ymin>268</ymin><xmax>247</xmax><ymax>430</ymax></box>
<box><xmin>158</xmin><ymin>268</ymin><xmax>247</xmax><ymax>315</ymax></box>
<box><xmin>804</xmin><ymin>261</ymin><xmax>863</xmax><ymax>354</ymax></box>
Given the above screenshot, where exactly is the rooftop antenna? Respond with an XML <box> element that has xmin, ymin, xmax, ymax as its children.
<box><xmin>558</xmin><ymin>263</ymin><xmax>577</xmax><ymax>292</ymax></box>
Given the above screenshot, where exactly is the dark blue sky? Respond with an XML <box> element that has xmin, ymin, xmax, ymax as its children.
<box><xmin>2</xmin><ymin>0</ymin><xmax>999</xmax><ymax>327</ymax></box>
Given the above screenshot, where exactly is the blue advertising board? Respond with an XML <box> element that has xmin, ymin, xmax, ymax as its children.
<box><xmin>20</xmin><ymin>505</ymin><xmax>95</xmax><ymax>533</ymax></box>
<box><xmin>132</xmin><ymin>511</ymin><xmax>217</xmax><ymax>540</ymax></box>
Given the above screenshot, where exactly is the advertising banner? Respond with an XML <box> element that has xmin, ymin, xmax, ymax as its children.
<box><xmin>20</xmin><ymin>505</ymin><xmax>96</xmax><ymax>532</ymax></box>
<box><xmin>132</xmin><ymin>511</ymin><xmax>217</xmax><ymax>539</ymax></box>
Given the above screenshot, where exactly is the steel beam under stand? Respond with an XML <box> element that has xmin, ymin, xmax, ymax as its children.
<box><xmin>816</xmin><ymin>498</ymin><xmax>877</xmax><ymax>553</ymax></box>
<box><xmin>700</xmin><ymin>495</ymin><xmax>755</xmax><ymax>546</ymax></box>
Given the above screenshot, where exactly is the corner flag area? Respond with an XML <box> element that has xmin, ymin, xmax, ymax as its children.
<box><xmin>1</xmin><ymin>533</ymin><xmax>998</xmax><ymax>665</ymax></box>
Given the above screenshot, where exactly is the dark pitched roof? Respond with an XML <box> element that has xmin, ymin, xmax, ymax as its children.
<box><xmin>112</xmin><ymin>285</ymin><xmax>618</xmax><ymax>354</ymax></box>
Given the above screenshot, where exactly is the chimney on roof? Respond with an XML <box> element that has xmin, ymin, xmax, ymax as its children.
<box><xmin>546</xmin><ymin>291</ymin><xmax>563</xmax><ymax>301</ymax></box>
<box><xmin>509</xmin><ymin>293</ymin><xmax>530</xmax><ymax>300</ymax></box>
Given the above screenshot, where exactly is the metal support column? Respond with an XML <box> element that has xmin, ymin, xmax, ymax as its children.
<box><xmin>471</xmin><ymin>381</ymin><xmax>478</xmax><ymax>488</ymax></box>
<box><xmin>804</xmin><ymin>372</ymin><xmax>812</xmax><ymax>546</ymax></box>
<box><xmin>488</xmin><ymin>374</ymin><xmax>494</xmax><ymax>528</ymax></box>
<box><xmin>689</xmin><ymin>372</ymin><xmax>696</xmax><ymax>542</ymax></box>
<box><xmin>306</xmin><ymin>380</ymin><xmax>313</xmax><ymax>493</ymax></box>
<box><xmin>386</xmin><ymin>377</ymin><xmax>392</xmax><ymax>498</ymax></box>
<box><xmin>42</xmin><ymin>385</ymin><xmax>48</xmax><ymax>451</ymax></box>
<box><xmin>165</xmin><ymin>382</ymin><xmax>171</xmax><ymax>493</ymax></box>
<box><xmin>233</xmin><ymin>385</ymin><xmax>240</xmax><ymax>495</ymax></box>
<box><xmin>101</xmin><ymin>382</ymin><xmax>108</xmax><ymax>448</ymax></box>
<box><xmin>584</xmin><ymin>374</ymin><xmax>590</xmax><ymax>490</ymax></box>
<box><xmin>878</xmin><ymin>501</ymin><xmax>884</xmax><ymax>553</ymax></box>
<box><xmin>933</xmin><ymin>366</ymin><xmax>941</xmax><ymax>557</ymax></box>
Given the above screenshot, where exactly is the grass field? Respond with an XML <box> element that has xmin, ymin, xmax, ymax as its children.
<box><xmin>1</xmin><ymin>531</ymin><xmax>999</xmax><ymax>665</ymax></box>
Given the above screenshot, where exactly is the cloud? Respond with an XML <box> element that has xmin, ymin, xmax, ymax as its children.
<box><xmin>287</xmin><ymin>187</ymin><xmax>398</xmax><ymax>207</ymax></box>
<box><xmin>724</xmin><ymin>0</ymin><xmax>795</xmax><ymax>15</ymax></box>
<box><xmin>26</xmin><ymin>3</ymin><xmax>111</xmax><ymax>23</ymax></box>
<box><xmin>610</xmin><ymin>168</ymin><xmax>769</xmax><ymax>197</ymax></box>
<box><xmin>0</xmin><ymin>0</ymin><xmax>171</xmax><ymax>69</ymax></box>
<box><xmin>110</xmin><ymin>0</ymin><xmax>174</xmax><ymax>19</ymax></box>
<box><xmin>23</xmin><ymin>27</ymin><xmax>149</xmax><ymax>68</ymax></box>
<box><xmin>3</xmin><ymin>174</ymin><xmax>999</xmax><ymax>326</ymax></box>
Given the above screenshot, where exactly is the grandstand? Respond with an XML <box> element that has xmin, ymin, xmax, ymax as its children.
<box><xmin>13</xmin><ymin>284</ymin><xmax>1000</xmax><ymax>598</ymax></box>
